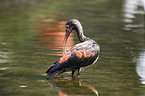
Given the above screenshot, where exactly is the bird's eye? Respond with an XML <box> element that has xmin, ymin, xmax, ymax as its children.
<box><xmin>66</xmin><ymin>25</ymin><xmax>69</xmax><ymax>28</ymax></box>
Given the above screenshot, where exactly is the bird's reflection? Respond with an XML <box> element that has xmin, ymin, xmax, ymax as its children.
<box><xmin>136</xmin><ymin>51</ymin><xmax>145</xmax><ymax>84</ymax></box>
<box><xmin>47</xmin><ymin>77</ymin><xmax>99</xmax><ymax>96</ymax></box>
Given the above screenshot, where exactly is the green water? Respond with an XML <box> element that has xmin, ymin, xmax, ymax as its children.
<box><xmin>0</xmin><ymin>0</ymin><xmax>145</xmax><ymax>96</ymax></box>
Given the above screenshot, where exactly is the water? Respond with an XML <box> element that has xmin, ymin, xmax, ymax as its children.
<box><xmin>0</xmin><ymin>0</ymin><xmax>145</xmax><ymax>96</ymax></box>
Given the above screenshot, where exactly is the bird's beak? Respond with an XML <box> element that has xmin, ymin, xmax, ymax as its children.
<box><xmin>63</xmin><ymin>26</ymin><xmax>74</xmax><ymax>55</ymax></box>
<box><xmin>63</xmin><ymin>31</ymin><xmax>70</xmax><ymax>55</ymax></box>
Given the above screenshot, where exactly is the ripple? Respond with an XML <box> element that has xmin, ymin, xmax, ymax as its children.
<box><xmin>122</xmin><ymin>0</ymin><xmax>144</xmax><ymax>32</ymax></box>
<box><xmin>32</xmin><ymin>17</ymin><xmax>74</xmax><ymax>56</ymax></box>
<box><xmin>123</xmin><ymin>19</ymin><xmax>133</xmax><ymax>23</ymax></box>
<box><xmin>42</xmin><ymin>74</ymin><xmax>47</xmax><ymax>76</ymax></box>
<box><xmin>0</xmin><ymin>51</ymin><xmax>12</xmax><ymax>63</ymax></box>
<box><xmin>0</xmin><ymin>67</ymin><xmax>8</xmax><ymax>70</ymax></box>
<box><xmin>19</xmin><ymin>85</ymin><xmax>28</xmax><ymax>88</ymax></box>
<box><xmin>125</xmin><ymin>24</ymin><xmax>144</xmax><ymax>28</ymax></box>
<box><xmin>136</xmin><ymin>51</ymin><xmax>145</xmax><ymax>84</ymax></box>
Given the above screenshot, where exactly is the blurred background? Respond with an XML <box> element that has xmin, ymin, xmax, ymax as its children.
<box><xmin>0</xmin><ymin>0</ymin><xmax>145</xmax><ymax>96</ymax></box>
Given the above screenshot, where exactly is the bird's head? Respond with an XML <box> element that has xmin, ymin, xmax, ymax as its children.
<box><xmin>63</xmin><ymin>19</ymin><xmax>83</xmax><ymax>55</ymax></box>
<box><xmin>65</xmin><ymin>19</ymin><xmax>83</xmax><ymax>34</ymax></box>
<box><xmin>64</xmin><ymin>19</ymin><xmax>83</xmax><ymax>41</ymax></box>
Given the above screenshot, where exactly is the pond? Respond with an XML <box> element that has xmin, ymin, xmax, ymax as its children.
<box><xmin>0</xmin><ymin>0</ymin><xmax>145</xmax><ymax>96</ymax></box>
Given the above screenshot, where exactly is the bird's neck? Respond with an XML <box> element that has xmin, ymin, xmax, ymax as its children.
<box><xmin>76</xmin><ymin>27</ymin><xmax>89</xmax><ymax>42</ymax></box>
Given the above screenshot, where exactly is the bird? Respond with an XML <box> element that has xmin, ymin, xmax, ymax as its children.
<box><xmin>46</xmin><ymin>19</ymin><xmax>100</xmax><ymax>77</ymax></box>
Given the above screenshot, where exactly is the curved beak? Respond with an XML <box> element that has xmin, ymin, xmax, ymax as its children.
<box><xmin>63</xmin><ymin>31</ymin><xmax>70</xmax><ymax>55</ymax></box>
<box><xmin>63</xmin><ymin>26</ymin><xmax>74</xmax><ymax>55</ymax></box>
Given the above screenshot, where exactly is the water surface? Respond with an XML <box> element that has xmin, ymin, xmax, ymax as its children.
<box><xmin>0</xmin><ymin>0</ymin><xmax>145</xmax><ymax>96</ymax></box>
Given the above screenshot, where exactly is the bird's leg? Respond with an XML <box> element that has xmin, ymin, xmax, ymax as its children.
<box><xmin>72</xmin><ymin>70</ymin><xmax>75</xmax><ymax>78</ymax></box>
<box><xmin>77</xmin><ymin>68</ymin><xmax>83</xmax><ymax>77</ymax></box>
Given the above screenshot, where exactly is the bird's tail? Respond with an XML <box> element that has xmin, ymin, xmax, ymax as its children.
<box><xmin>46</xmin><ymin>61</ymin><xmax>58</xmax><ymax>76</ymax></box>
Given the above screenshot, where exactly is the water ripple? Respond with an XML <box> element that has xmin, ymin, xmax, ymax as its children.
<box><xmin>32</xmin><ymin>17</ymin><xmax>74</xmax><ymax>56</ymax></box>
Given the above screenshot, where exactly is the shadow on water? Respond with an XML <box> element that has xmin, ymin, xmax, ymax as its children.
<box><xmin>47</xmin><ymin>77</ymin><xmax>99</xmax><ymax>96</ymax></box>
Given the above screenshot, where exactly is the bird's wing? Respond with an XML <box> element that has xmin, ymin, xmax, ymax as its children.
<box><xmin>46</xmin><ymin>40</ymin><xmax>100</xmax><ymax>76</ymax></box>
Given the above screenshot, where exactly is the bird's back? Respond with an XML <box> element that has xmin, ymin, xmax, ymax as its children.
<box><xmin>46</xmin><ymin>39</ymin><xmax>100</xmax><ymax>77</ymax></box>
